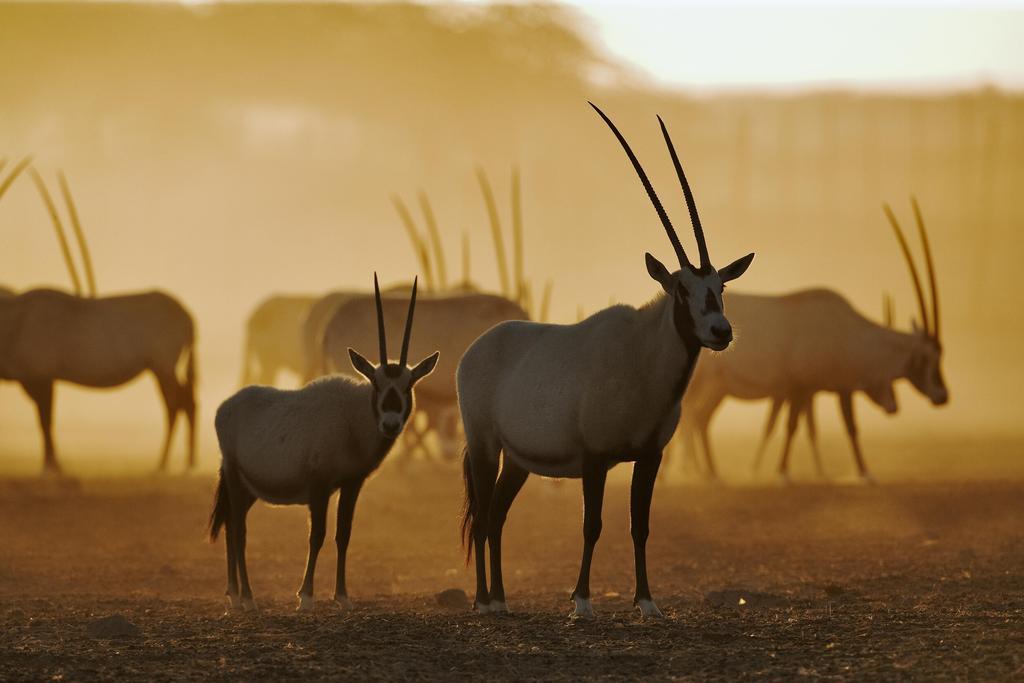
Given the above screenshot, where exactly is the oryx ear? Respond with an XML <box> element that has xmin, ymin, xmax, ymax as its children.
<box><xmin>645</xmin><ymin>252</ymin><xmax>674</xmax><ymax>292</ymax></box>
<box><xmin>348</xmin><ymin>348</ymin><xmax>376</xmax><ymax>383</ymax></box>
<box><xmin>719</xmin><ymin>253</ymin><xmax>754</xmax><ymax>283</ymax></box>
<box><xmin>410</xmin><ymin>351</ymin><xmax>440</xmax><ymax>384</ymax></box>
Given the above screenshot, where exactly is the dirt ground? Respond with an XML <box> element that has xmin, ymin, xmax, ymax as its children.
<box><xmin>1</xmin><ymin>448</ymin><xmax>1022</xmax><ymax>681</ymax></box>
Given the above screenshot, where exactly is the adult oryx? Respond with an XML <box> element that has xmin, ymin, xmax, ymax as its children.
<box><xmin>678</xmin><ymin>199</ymin><xmax>947</xmax><ymax>482</ymax></box>
<box><xmin>211</xmin><ymin>275</ymin><xmax>438</xmax><ymax>612</ymax></box>
<box><xmin>0</xmin><ymin>169</ymin><xmax>197</xmax><ymax>473</ymax></box>
<box><xmin>457</xmin><ymin>104</ymin><xmax>754</xmax><ymax>618</ymax></box>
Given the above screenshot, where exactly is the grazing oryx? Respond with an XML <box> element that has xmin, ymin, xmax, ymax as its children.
<box><xmin>457</xmin><ymin>104</ymin><xmax>754</xmax><ymax>619</ymax></box>
<box><xmin>321</xmin><ymin>291</ymin><xmax>528</xmax><ymax>459</ymax></box>
<box><xmin>0</xmin><ymin>169</ymin><xmax>197</xmax><ymax>474</ymax></box>
<box><xmin>210</xmin><ymin>275</ymin><xmax>438</xmax><ymax>612</ymax></box>
<box><xmin>239</xmin><ymin>294</ymin><xmax>317</xmax><ymax>386</ymax></box>
<box><xmin>678</xmin><ymin>199</ymin><xmax>947</xmax><ymax>482</ymax></box>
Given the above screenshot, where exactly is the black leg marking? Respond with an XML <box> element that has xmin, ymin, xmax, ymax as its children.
<box><xmin>334</xmin><ymin>478</ymin><xmax>364</xmax><ymax>604</ymax></box>
<box><xmin>571</xmin><ymin>456</ymin><xmax>608</xmax><ymax>617</ymax></box>
<box><xmin>469</xmin><ymin>454</ymin><xmax>499</xmax><ymax>610</ymax></box>
<box><xmin>631</xmin><ymin>450</ymin><xmax>662</xmax><ymax>616</ymax></box>
<box><xmin>487</xmin><ymin>459</ymin><xmax>529</xmax><ymax>607</ymax></box>
<box><xmin>297</xmin><ymin>487</ymin><xmax>330</xmax><ymax>609</ymax></box>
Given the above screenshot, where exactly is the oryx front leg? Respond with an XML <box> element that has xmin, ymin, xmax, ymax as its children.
<box><xmin>296</xmin><ymin>489</ymin><xmax>330</xmax><ymax>612</ymax></box>
<box><xmin>333</xmin><ymin>479</ymin><xmax>364</xmax><ymax>610</ymax></box>
<box><xmin>631</xmin><ymin>452</ymin><xmax>664</xmax><ymax>619</ymax></box>
<box><xmin>571</xmin><ymin>456</ymin><xmax>608</xmax><ymax>619</ymax></box>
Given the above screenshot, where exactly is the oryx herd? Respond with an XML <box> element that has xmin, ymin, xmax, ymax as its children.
<box><xmin>2</xmin><ymin>102</ymin><xmax>950</xmax><ymax>618</ymax></box>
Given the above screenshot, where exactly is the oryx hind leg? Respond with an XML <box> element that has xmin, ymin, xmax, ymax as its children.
<box><xmin>225</xmin><ymin>468</ymin><xmax>257</xmax><ymax>611</ymax></box>
<box><xmin>487</xmin><ymin>458</ymin><xmax>529</xmax><ymax>613</ymax></box>
<box><xmin>20</xmin><ymin>380</ymin><xmax>60</xmax><ymax>475</ymax></box>
<box><xmin>465</xmin><ymin>440</ymin><xmax>499</xmax><ymax>613</ymax></box>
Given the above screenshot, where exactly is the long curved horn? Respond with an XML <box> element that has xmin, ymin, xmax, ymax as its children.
<box><xmin>0</xmin><ymin>156</ymin><xmax>32</xmax><ymax>202</ymax></box>
<box><xmin>400</xmin><ymin>276</ymin><xmax>418</xmax><ymax>366</ymax></box>
<box><xmin>882</xmin><ymin>292</ymin><xmax>893</xmax><ymax>328</ymax></box>
<box><xmin>658</xmin><ymin>115</ymin><xmax>710</xmax><ymax>267</ymax></box>
<box><xmin>373</xmin><ymin>272</ymin><xmax>387</xmax><ymax>364</ymax></box>
<box><xmin>392</xmin><ymin>196</ymin><xmax>436</xmax><ymax>292</ymax></box>
<box><xmin>58</xmin><ymin>171</ymin><xmax>97</xmax><ymax>298</ymax></box>
<box><xmin>476</xmin><ymin>167</ymin><xmax>511</xmax><ymax>297</ymax></box>
<box><xmin>910</xmin><ymin>196</ymin><xmax>939</xmax><ymax>339</ymax></box>
<box><xmin>590</xmin><ymin>102</ymin><xmax>689</xmax><ymax>269</ymax></box>
<box><xmin>418</xmin><ymin>192</ymin><xmax>448</xmax><ymax>291</ymax></box>
<box><xmin>511</xmin><ymin>166</ymin><xmax>525</xmax><ymax>303</ymax></box>
<box><xmin>30</xmin><ymin>168</ymin><xmax>82</xmax><ymax>296</ymax></box>
<box><xmin>883</xmin><ymin>203</ymin><xmax>929</xmax><ymax>333</ymax></box>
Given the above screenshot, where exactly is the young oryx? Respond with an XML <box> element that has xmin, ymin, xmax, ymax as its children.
<box><xmin>457</xmin><ymin>103</ymin><xmax>755</xmax><ymax>619</ymax></box>
<box><xmin>209</xmin><ymin>275</ymin><xmax>438</xmax><ymax>612</ymax></box>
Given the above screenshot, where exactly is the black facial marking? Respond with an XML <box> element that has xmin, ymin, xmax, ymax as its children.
<box><xmin>382</xmin><ymin>387</ymin><xmax>403</xmax><ymax>413</ymax></box>
<box><xmin>672</xmin><ymin>289</ymin><xmax>701</xmax><ymax>355</ymax></box>
<box><xmin>383</xmin><ymin>364</ymin><xmax>403</xmax><ymax>378</ymax></box>
<box><xmin>703</xmin><ymin>289</ymin><xmax>720</xmax><ymax>314</ymax></box>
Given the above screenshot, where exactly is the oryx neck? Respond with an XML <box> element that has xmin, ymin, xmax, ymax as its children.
<box><xmin>639</xmin><ymin>293</ymin><xmax>700</xmax><ymax>388</ymax></box>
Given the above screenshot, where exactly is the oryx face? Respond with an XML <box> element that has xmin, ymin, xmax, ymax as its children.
<box><xmin>591</xmin><ymin>103</ymin><xmax>754</xmax><ymax>353</ymax></box>
<box><xmin>349</xmin><ymin>273</ymin><xmax>440</xmax><ymax>440</ymax></box>
<box><xmin>884</xmin><ymin>198</ymin><xmax>948</xmax><ymax>408</ymax></box>
<box><xmin>646</xmin><ymin>255</ymin><xmax>754</xmax><ymax>351</ymax></box>
<box><xmin>349</xmin><ymin>355</ymin><xmax>440</xmax><ymax>439</ymax></box>
<box><xmin>906</xmin><ymin>331</ymin><xmax>947</xmax><ymax>406</ymax></box>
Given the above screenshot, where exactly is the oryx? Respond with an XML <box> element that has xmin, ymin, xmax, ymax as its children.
<box><xmin>210</xmin><ymin>275</ymin><xmax>438</xmax><ymax>612</ymax></box>
<box><xmin>456</xmin><ymin>103</ymin><xmax>755</xmax><ymax>618</ymax></box>
<box><xmin>678</xmin><ymin>199</ymin><xmax>947</xmax><ymax>482</ymax></box>
<box><xmin>0</xmin><ymin>169</ymin><xmax>197</xmax><ymax>473</ymax></box>
<box><xmin>239</xmin><ymin>294</ymin><xmax>317</xmax><ymax>386</ymax></box>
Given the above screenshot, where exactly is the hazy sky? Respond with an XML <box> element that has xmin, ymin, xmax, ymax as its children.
<box><xmin>554</xmin><ymin>0</ymin><xmax>1024</xmax><ymax>91</ymax></box>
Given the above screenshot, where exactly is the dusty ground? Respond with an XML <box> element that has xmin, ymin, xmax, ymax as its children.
<box><xmin>0</xmin><ymin>447</ymin><xmax>1022</xmax><ymax>681</ymax></box>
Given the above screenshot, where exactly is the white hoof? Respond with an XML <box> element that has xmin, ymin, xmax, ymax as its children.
<box><xmin>571</xmin><ymin>596</ymin><xmax>594</xmax><ymax>620</ymax></box>
<box><xmin>488</xmin><ymin>600</ymin><xmax>508</xmax><ymax>614</ymax></box>
<box><xmin>240</xmin><ymin>597</ymin><xmax>258</xmax><ymax>613</ymax></box>
<box><xmin>297</xmin><ymin>593</ymin><xmax>314</xmax><ymax>612</ymax></box>
<box><xmin>474</xmin><ymin>601</ymin><xmax>491</xmax><ymax>614</ymax></box>
<box><xmin>226</xmin><ymin>594</ymin><xmax>242</xmax><ymax>611</ymax></box>
<box><xmin>333</xmin><ymin>595</ymin><xmax>354</xmax><ymax>611</ymax></box>
<box><xmin>636</xmin><ymin>599</ymin><xmax>664</xmax><ymax>619</ymax></box>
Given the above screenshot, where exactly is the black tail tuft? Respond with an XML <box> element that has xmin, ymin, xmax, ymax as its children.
<box><xmin>459</xmin><ymin>446</ymin><xmax>474</xmax><ymax>565</ymax></box>
<box><xmin>207</xmin><ymin>469</ymin><xmax>229</xmax><ymax>543</ymax></box>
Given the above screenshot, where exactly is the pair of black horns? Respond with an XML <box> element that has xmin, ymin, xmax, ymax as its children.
<box><xmin>373</xmin><ymin>273</ymin><xmax>418</xmax><ymax>367</ymax></box>
<box><xmin>882</xmin><ymin>198</ymin><xmax>940</xmax><ymax>339</ymax></box>
<box><xmin>590</xmin><ymin>102</ymin><xmax>710</xmax><ymax>269</ymax></box>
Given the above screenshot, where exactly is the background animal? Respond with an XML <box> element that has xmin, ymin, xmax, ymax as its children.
<box><xmin>676</xmin><ymin>200</ymin><xmax>946</xmax><ymax>482</ymax></box>
<box><xmin>239</xmin><ymin>294</ymin><xmax>316</xmax><ymax>387</ymax></box>
<box><xmin>0</xmin><ymin>168</ymin><xmax>197</xmax><ymax>473</ymax></box>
